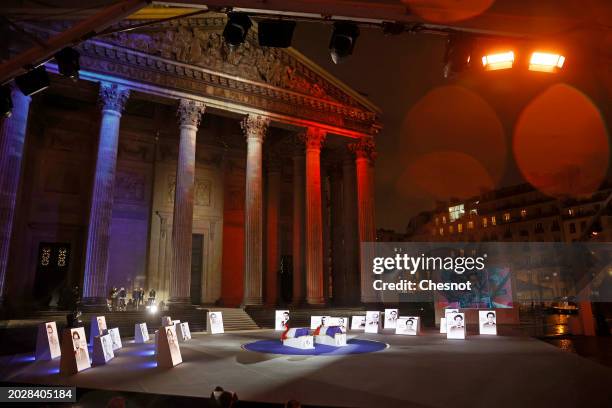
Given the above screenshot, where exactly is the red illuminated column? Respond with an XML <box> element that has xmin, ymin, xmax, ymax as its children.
<box><xmin>349</xmin><ymin>136</ymin><xmax>377</xmax><ymax>303</ymax></box>
<box><xmin>168</xmin><ymin>99</ymin><xmax>206</xmax><ymax>308</ymax></box>
<box><xmin>82</xmin><ymin>82</ymin><xmax>130</xmax><ymax>308</ymax></box>
<box><xmin>304</xmin><ymin>127</ymin><xmax>326</xmax><ymax>305</ymax></box>
<box><xmin>265</xmin><ymin>156</ymin><xmax>281</xmax><ymax>306</ymax></box>
<box><xmin>242</xmin><ymin>114</ymin><xmax>269</xmax><ymax>306</ymax></box>
<box><xmin>0</xmin><ymin>84</ymin><xmax>31</xmax><ymax>306</ymax></box>
<box><xmin>292</xmin><ymin>140</ymin><xmax>305</xmax><ymax>305</ymax></box>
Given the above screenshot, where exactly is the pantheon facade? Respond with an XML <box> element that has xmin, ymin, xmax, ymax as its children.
<box><xmin>0</xmin><ymin>16</ymin><xmax>381</xmax><ymax>310</ymax></box>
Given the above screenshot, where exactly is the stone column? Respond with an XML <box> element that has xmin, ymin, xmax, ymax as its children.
<box><xmin>304</xmin><ymin>127</ymin><xmax>326</xmax><ymax>305</ymax></box>
<box><xmin>342</xmin><ymin>152</ymin><xmax>359</xmax><ymax>304</ymax></box>
<box><xmin>265</xmin><ymin>155</ymin><xmax>281</xmax><ymax>306</ymax></box>
<box><xmin>349</xmin><ymin>136</ymin><xmax>377</xmax><ymax>303</ymax></box>
<box><xmin>291</xmin><ymin>140</ymin><xmax>305</xmax><ymax>305</ymax></box>
<box><xmin>82</xmin><ymin>82</ymin><xmax>130</xmax><ymax>307</ymax></box>
<box><xmin>168</xmin><ymin>99</ymin><xmax>206</xmax><ymax>308</ymax></box>
<box><xmin>241</xmin><ymin>114</ymin><xmax>269</xmax><ymax>306</ymax></box>
<box><xmin>0</xmin><ymin>84</ymin><xmax>31</xmax><ymax>305</ymax></box>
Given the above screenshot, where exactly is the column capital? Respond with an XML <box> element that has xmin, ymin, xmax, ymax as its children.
<box><xmin>349</xmin><ymin>136</ymin><xmax>377</xmax><ymax>162</ymax></box>
<box><xmin>177</xmin><ymin>99</ymin><xmax>206</xmax><ymax>128</ymax></box>
<box><xmin>301</xmin><ymin>127</ymin><xmax>326</xmax><ymax>151</ymax></box>
<box><xmin>98</xmin><ymin>82</ymin><xmax>130</xmax><ymax>113</ymax></box>
<box><xmin>241</xmin><ymin>114</ymin><xmax>270</xmax><ymax>142</ymax></box>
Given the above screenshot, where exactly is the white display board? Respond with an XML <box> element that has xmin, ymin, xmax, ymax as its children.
<box><xmin>365</xmin><ymin>311</ymin><xmax>380</xmax><ymax>333</ymax></box>
<box><xmin>60</xmin><ymin>327</ymin><xmax>90</xmax><ymax>374</ymax></box>
<box><xmin>275</xmin><ymin>310</ymin><xmax>290</xmax><ymax>331</ymax></box>
<box><xmin>479</xmin><ymin>310</ymin><xmax>497</xmax><ymax>335</ymax></box>
<box><xmin>351</xmin><ymin>316</ymin><xmax>366</xmax><ymax>331</ymax></box>
<box><xmin>330</xmin><ymin>317</ymin><xmax>348</xmax><ymax>332</ymax></box>
<box><xmin>157</xmin><ymin>325</ymin><xmax>182</xmax><ymax>368</ymax></box>
<box><xmin>384</xmin><ymin>309</ymin><xmax>399</xmax><ymax>329</ymax></box>
<box><xmin>310</xmin><ymin>315</ymin><xmax>331</xmax><ymax>329</ymax></box>
<box><xmin>109</xmin><ymin>327</ymin><xmax>122</xmax><ymax>350</ymax></box>
<box><xmin>161</xmin><ymin>316</ymin><xmax>172</xmax><ymax>327</ymax></box>
<box><xmin>89</xmin><ymin>316</ymin><xmax>107</xmax><ymax>346</ymax></box>
<box><xmin>208</xmin><ymin>311</ymin><xmax>224</xmax><ymax>334</ymax></box>
<box><xmin>135</xmin><ymin>323</ymin><xmax>149</xmax><ymax>343</ymax></box>
<box><xmin>92</xmin><ymin>334</ymin><xmax>115</xmax><ymax>366</ymax></box>
<box><xmin>179</xmin><ymin>322</ymin><xmax>192</xmax><ymax>341</ymax></box>
<box><xmin>446</xmin><ymin>312</ymin><xmax>466</xmax><ymax>340</ymax></box>
<box><xmin>35</xmin><ymin>321</ymin><xmax>61</xmax><ymax>360</ymax></box>
<box><xmin>440</xmin><ymin>318</ymin><xmax>447</xmax><ymax>333</ymax></box>
<box><xmin>396</xmin><ymin>317</ymin><xmax>419</xmax><ymax>336</ymax></box>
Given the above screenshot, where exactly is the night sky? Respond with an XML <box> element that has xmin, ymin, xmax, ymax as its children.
<box><xmin>292</xmin><ymin>20</ymin><xmax>611</xmax><ymax>231</ymax></box>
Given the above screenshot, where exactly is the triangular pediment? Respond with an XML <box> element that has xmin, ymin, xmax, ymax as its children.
<box><xmin>102</xmin><ymin>17</ymin><xmax>379</xmax><ymax>115</ymax></box>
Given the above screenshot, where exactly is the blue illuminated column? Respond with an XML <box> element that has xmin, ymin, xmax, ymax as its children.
<box><xmin>82</xmin><ymin>82</ymin><xmax>130</xmax><ymax>308</ymax></box>
<box><xmin>0</xmin><ymin>84</ymin><xmax>31</xmax><ymax>306</ymax></box>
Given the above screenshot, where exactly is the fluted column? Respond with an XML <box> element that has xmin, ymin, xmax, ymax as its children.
<box><xmin>342</xmin><ymin>152</ymin><xmax>359</xmax><ymax>304</ymax></box>
<box><xmin>304</xmin><ymin>127</ymin><xmax>326</xmax><ymax>305</ymax></box>
<box><xmin>169</xmin><ymin>99</ymin><xmax>206</xmax><ymax>308</ymax></box>
<box><xmin>82</xmin><ymin>83</ymin><xmax>130</xmax><ymax>307</ymax></box>
<box><xmin>0</xmin><ymin>84</ymin><xmax>31</xmax><ymax>305</ymax></box>
<box><xmin>349</xmin><ymin>136</ymin><xmax>377</xmax><ymax>303</ymax></box>
<box><xmin>350</xmin><ymin>137</ymin><xmax>378</xmax><ymax>303</ymax></box>
<box><xmin>242</xmin><ymin>114</ymin><xmax>269</xmax><ymax>306</ymax></box>
<box><xmin>291</xmin><ymin>140</ymin><xmax>305</xmax><ymax>305</ymax></box>
<box><xmin>265</xmin><ymin>156</ymin><xmax>281</xmax><ymax>306</ymax></box>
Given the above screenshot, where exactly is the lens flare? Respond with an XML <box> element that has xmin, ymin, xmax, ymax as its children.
<box><xmin>513</xmin><ymin>84</ymin><xmax>609</xmax><ymax>198</ymax></box>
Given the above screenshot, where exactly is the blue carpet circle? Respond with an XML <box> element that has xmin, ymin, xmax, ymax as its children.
<box><xmin>242</xmin><ymin>338</ymin><xmax>388</xmax><ymax>355</ymax></box>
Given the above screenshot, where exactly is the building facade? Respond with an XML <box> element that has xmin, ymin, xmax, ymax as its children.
<box><xmin>0</xmin><ymin>16</ymin><xmax>381</xmax><ymax>310</ymax></box>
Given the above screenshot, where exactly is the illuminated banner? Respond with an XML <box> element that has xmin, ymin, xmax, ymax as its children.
<box><xmin>361</xmin><ymin>242</ymin><xmax>612</xmax><ymax>304</ymax></box>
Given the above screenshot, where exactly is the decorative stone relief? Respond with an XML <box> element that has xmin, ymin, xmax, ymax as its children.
<box><xmin>114</xmin><ymin>170</ymin><xmax>146</xmax><ymax>202</ymax></box>
<box><xmin>195</xmin><ymin>179</ymin><xmax>211</xmax><ymax>207</ymax></box>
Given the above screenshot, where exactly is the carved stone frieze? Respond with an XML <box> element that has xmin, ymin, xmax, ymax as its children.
<box><xmin>114</xmin><ymin>170</ymin><xmax>146</xmax><ymax>202</ymax></box>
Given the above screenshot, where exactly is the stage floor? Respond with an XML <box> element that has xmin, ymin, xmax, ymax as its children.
<box><xmin>1</xmin><ymin>329</ymin><xmax>610</xmax><ymax>408</ymax></box>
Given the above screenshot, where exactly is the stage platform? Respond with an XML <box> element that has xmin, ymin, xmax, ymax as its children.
<box><xmin>0</xmin><ymin>329</ymin><xmax>610</xmax><ymax>408</ymax></box>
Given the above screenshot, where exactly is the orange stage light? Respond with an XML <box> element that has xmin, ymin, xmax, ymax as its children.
<box><xmin>528</xmin><ymin>52</ymin><xmax>565</xmax><ymax>73</ymax></box>
<box><xmin>481</xmin><ymin>51</ymin><xmax>514</xmax><ymax>70</ymax></box>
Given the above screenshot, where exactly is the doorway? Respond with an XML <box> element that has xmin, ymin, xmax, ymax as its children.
<box><xmin>34</xmin><ymin>242</ymin><xmax>71</xmax><ymax>308</ymax></box>
<box><xmin>190</xmin><ymin>234</ymin><xmax>204</xmax><ymax>305</ymax></box>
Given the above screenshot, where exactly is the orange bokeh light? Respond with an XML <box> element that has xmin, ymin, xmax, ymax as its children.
<box><xmin>397</xmin><ymin>152</ymin><xmax>495</xmax><ymax>201</ymax></box>
<box><xmin>401</xmin><ymin>85</ymin><xmax>507</xmax><ymax>185</ymax></box>
<box><xmin>513</xmin><ymin>84</ymin><xmax>609</xmax><ymax>198</ymax></box>
<box><xmin>402</xmin><ymin>0</ymin><xmax>495</xmax><ymax>23</ymax></box>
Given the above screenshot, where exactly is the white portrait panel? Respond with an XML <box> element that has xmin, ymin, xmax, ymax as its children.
<box><xmin>109</xmin><ymin>327</ymin><xmax>122</xmax><ymax>350</ymax></box>
<box><xmin>44</xmin><ymin>321</ymin><xmax>61</xmax><ymax>359</ymax></box>
<box><xmin>384</xmin><ymin>309</ymin><xmax>399</xmax><ymax>329</ymax></box>
<box><xmin>275</xmin><ymin>310</ymin><xmax>290</xmax><ymax>331</ymax></box>
<box><xmin>396</xmin><ymin>317</ymin><xmax>419</xmax><ymax>336</ymax></box>
<box><xmin>208</xmin><ymin>312</ymin><xmax>224</xmax><ymax>334</ymax></box>
<box><xmin>180</xmin><ymin>322</ymin><xmax>192</xmax><ymax>340</ymax></box>
<box><xmin>310</xmin><ymin>316</ymin><xmax>330</xmax><ymax>329</ymax></box>
<box><xmin>351</xmin><ymin>316</ymin><xmax>366</xmax><ymax>331</ymax></box>
<box><xmin>365</xmin><ymin>311</ymin><xmax>380</xmax><ymax>333</ymax></box>
<box><xmin>446</xmin><ymin>312</ymin><xmax>466</xmax><ymax>340</ymax></box>
<box><xmin>164</xmin><ymin>326</ymin><xmax>182</xmax><ymax>366</ymax></box>
<box><xmin>71</xmin><ymin>328</ymin><xmax>90</xmax><ymax>372</ymax></box>
<box><xmin>479</xmin><ymin>310</ymin><xmax>497</xmax><ymax>335</ymax></box>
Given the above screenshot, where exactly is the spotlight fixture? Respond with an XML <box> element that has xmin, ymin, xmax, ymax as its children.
<box><xmin>15</xmin><ymin>66</ymin><xmax>50</xmax><ymax>96</ymax></box>
<box><xmin>223</xmin><ymin>12</ymin><xmax>252</xmax><ymax>48</ymax></box>
<box><xmin>54</xmin><ymin>47</ymin><xmax>81</xmax><ymax>80</ymax></box>
<box><xmin>258</xmin><ymin>19</ymin><xmax>296</xmax><ymax>48</ymax></box>
<box><xmin>481</xmin><ymin>51</ymin><xmax>514</xmax><ymax>71</ymax></box>
<box><xmin>528</xmin><ymin>52</ymin><xmax>565</xmax><ymax>73</ymax></box>
<box><xmin>443</xmin><ymin>34</ymin><xmax>474</xmax><ymax>78</ymax></box>
<box><xmin>1</xmin><ymin>85</ymin><xmax>12</xmax><ymax>118</ymax></box>
<box><xmin>329</xmin><ymin>22</ymin><xmax>360</xmax><ymax>64</ymax></box>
